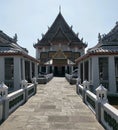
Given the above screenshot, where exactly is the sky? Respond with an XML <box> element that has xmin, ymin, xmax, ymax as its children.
<box><xmin>0</xmin><ymin>0</ymin><xmax>118</xmax><ymax>57</ymax></box>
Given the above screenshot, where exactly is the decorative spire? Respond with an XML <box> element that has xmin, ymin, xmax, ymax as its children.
<box><xmin>59</xmin><ymin>5</ymin><xmax>61</xmax><ymax>13</ymax></box>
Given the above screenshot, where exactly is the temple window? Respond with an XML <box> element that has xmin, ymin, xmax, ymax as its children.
<box><xmin>32</xmin><ymin>62</ymin><xmax>35</xmax><ymax>77</ymax></box>
<box><xmin>4</xmin><ymin>57</ymin><xmax>14</xmax><ymax>91</ymax></box>
<box><xmin>80</xmin><ymin>63</ymin><xmax>83</xmax><ymax>83</ymax></box>
<box><xmin>99</xmin><ymin>57</ymin><xmax>109</xmax><ymax>89</ymax></box>
<box><xmin>115</xmin><ymin>57</ymin><xmax>118</xmax><ymax>92</ymax></box>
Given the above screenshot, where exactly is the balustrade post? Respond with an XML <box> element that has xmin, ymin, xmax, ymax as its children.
<box><xmin>82</xmin><ymin>80</ymin><xmax>90</xmax><ymax>103</ymax></box>
<box><xmin>95</xmin><ymin>84</ymin><xmax>108</xmax><ymax>122</ymax></box>
<box><xmin>0</xmin><ymin>82</ymin><xmax>9</xmax><ymax>120</ymax></box>
<box><xmin>32</xmin><ymin>77</ymin><xmax>38</xmax><ymax>94</ymax></box>
<box><xmin>21</xmin><ymin>79</ymin><xmax>28</xmax><ymax>102</ymax></box>
<box><xmin>76</xmin><ymin>78</ymin><xmax>81</xmax><ymax>94</ymax></box>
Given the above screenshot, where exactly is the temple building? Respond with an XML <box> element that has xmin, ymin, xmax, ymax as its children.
<box><xmin>76</xmin><ymin>22</ymin><xmax>118</xmax><ymax>95</ymax></box>
<box><xmin>34</xmin><ymin>12</ymin><xmax>87</xmax><ymax>76</ymax></box>
<box><xmin>0</xmin><ymin>31</ymin><xmax>39</xmax><ymax>93</ymax></box>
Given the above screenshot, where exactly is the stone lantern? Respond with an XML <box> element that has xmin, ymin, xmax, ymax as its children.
<box><xmin>83</xmin><ymin>80</ymin><xmax>90</xmax><ymax>90</ymax></box>
<box><xmin>96</xmin><ymin>84</ymin><xmax>108</xmax><ymax>102</ymax></box>
<box><xmin>0</xmin><ymin>82</ymin><xmax>8</xmax><ymax>99</ymax></box>
<box><xmin>21</xmin><ymin>79</ymin><xmax>28</xmax><ymax>89</ymax></box>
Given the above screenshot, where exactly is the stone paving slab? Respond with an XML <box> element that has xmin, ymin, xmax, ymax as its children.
<box><xmin>0</xmin><ymin>77</ymin><xmax>104</xmax><ymax>130</ymax></box>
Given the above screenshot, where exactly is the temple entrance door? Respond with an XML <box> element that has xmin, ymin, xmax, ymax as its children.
<box><xmin>54</xmin><ymin>66</ymin><xmax>65</xmax><ymax>77</ymax></box>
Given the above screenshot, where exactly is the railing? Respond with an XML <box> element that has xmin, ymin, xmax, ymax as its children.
<box><xmin>37</xmin><ymin>73</ymin><xmax>53</xmax><ymax>84</ymax></box>
<box><xmin>65</xmin><ymin>73</ymin><xmax>77</xmax><ymax>84</ymax></box>
<box><xmin>85</xmin><ymin>90</ymin><xmax>97</xmax><ymax>113</ymax></box>
<box><xmin>0</xmin><ymin>82</ymin><xmax>37</xmax><ymax>122</ymax></box>
<box><xmin>27</xmin><ymin>84</ymin><xmax>35</xmax><ymax>98</ymax></box>
<box><xmin>8</xmin><ymin>89</ymin><xmax>25</xmax><ymax>114</ymax></box>
<box><xmin>101</xmin><ymin>103</ymin><xmax>118</xmax><ymax>130</ymax></box>
<box><xmin>77</xmin><ymin>84</ymin><xmax>83</xmax><ymax>97</ymax></box>
<box><xmin>76</xmin><ymin>81</ymin><xmax>118</xmax><ymax>130</ymax></box>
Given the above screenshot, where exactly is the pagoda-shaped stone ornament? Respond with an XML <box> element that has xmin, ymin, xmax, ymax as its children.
<box><xmin>32</xmin><ymin>77</ymin><xmax>37</xmax><ymax>84</ymax></box>
<box><xmin>0</xmin><ymin>82</ymin><xmax>8</xmax><ymax>99</ymax></box>
<box><xmin>96</xmin><ymin>84</ymin><xmax>108</xmax><ymax>102</ymax></box>
<box><xmin>83</xmin><ymin>80</ymin><xmax>90</xmax><ymax>89</ymax></box>
<box><xmin>21</xmin><ymin>80</ymin><xmax>28</xmax><ymax>89</ymax></box>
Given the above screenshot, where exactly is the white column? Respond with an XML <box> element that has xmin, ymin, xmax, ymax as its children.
<box><xmin>78</xmin><ymin>63</ymin><xmax>80</xmax><ymax>79</ymax></box>
<box><xmin>0</xmin><ymin>100</ymin><xmax>3</xmax><ymax>121</ymax></box>
<box><xmin>0</xmin><ymin>57</ymin><xmax>4</xmax><ymax>82</ymax></box>
<box><xmin>83</xmin><ymin>62</ymin><xmax>85</xmax><ymax>81</ymax></box>
<box><xmin>109</xmin><ymin>56</ymin><xmax>116</xmax><ymax>93</ymax></box>
<box><xmin>46</xmin><ymin>66</ymin><xmax>48</xmax><ymax>74</ymax></box>
<box><xmin>89</xmin><ymin>58</ymin><xmax>91</xmax><ymax>82</ymax></box>
<box><xmin>35</xmin><ymin>63</ymin><xmax>38</xmax><ymax>78</ymax></box>
<box><xmin>22</xmin><ymin>59</ymin><xmax>25</xmax><ymax>80</ymax></box>
<box><xmin>91</xmin><ymin>56</ymin><xmax>99</xmax><ymax>89</ymax></box>
<box><xmin>71</xmin><ymin>66</ymin><xmax>73</xmax><ymax>74</ymax></box>
<box><xmin>30</xmin><ymin>61</ymin><xmax>32</xmax><ymax>79</ymax></box>
<box><xmin>36</xmin><ymin>48</ymin><xmax>40</xmax><ymax>59</ymax></box>
<box><xmin>14</xmin><ymin>57</ymin><xmax>21</xmax><ymax>90</ymax></box>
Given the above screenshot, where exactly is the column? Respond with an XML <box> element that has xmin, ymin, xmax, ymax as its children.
<box><xmin>35</xmin><ymin>63</ymin><xmax>38</xmax><ymax>78</ymax></box>
<box><xmin>83</xmin><ymin>62</ymin><xmax>85</xmax><ymax>81</ymax></box>
<box><xmin>0</xmin><ymin>57</ymin><xmax>4</xmax><ymax>82</ymax></box>
<box><xmin>89</xmin><ymin>58</ymin><xmax>91</xmax><ymax>82</ymax></box>
<box><xmin>78</xmin><ymin>63</ymin><xmax>80</xmax><ymax>79</ymax></box>
<box><xmin>71</xmin><ymin>66</ymin><xmax>73</xmax><ymax>74</ymax></box>
<box><xmin>65</xmin><ymin>65</ymin><xmax>67</xmax><ymax>73</ymax></box>
<box><xmin>30</xmin><ymin>61</ymin><xmax>32</xmax><ymax>79</ymax></box>
<box><xmin>14</xmin><ymin>57</ymin><xmax>21</xmax><ymax>90</ymax></box>
<box><xmin>22</xmin><ymin>59</ymin><xmax>25</xmax><ymax>80</ymax></box>
<box><xmin>91</xmin><ymin>56</ymin><xmax>99</xmax><ymax>89</ymax></box>
<box><xmin>46</xmin><ymin>66</ymin><xmax>48</xmax><ymax>74</ymax></box>
<box><xmin>109</xmin><ymin>56</ymin><xmax>116</xmax><ymax>93</ymax></box>
<box><xmin>0</xmin><ymin>99</ymin><xmax>3</xmax><ymax>121</ymax></box>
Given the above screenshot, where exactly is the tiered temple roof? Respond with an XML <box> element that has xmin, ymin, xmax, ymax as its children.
<box><xmin>34</xmin><ymin>12</ymin><xmax>87</xmax><ymax>48</ymax></box>
<box><xmin>0</xmin><ymin>30</ymin><xmax>28</xmax><ymax>54</ymax></box>
<box><xmin>76</xmin><ymin>21</ymin><xmax>118</xmax><ymax>63</ymax></box>
<box><xmin>0</xmin><ymin>30</ymin><xmax>39</xmax><ymax>63</ymax></box>
<box><xmin>88</xmin><ymin>22</ymin><xmax>118</xmax><ymax>54</ymax></box>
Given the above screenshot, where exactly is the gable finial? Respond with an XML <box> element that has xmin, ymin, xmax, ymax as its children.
<box><xmin>59</xmin><ymin>5</ymin><xmax>61</xmax><ymax>13</ymax></box>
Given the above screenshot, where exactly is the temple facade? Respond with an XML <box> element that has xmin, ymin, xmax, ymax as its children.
<box><xmin>76</xmin><ymin>22</ymin><xmax>118</xmax><ymax>95</ymax></box>
<box><xmin>34</xmin><ymin>12</ymin><xmax>87</xmax><ymax>76</ymax></box>
<box><xmin>0</xmin><ymin>31</ymin><xmax>39</xmax><ymax>93</ymax></box>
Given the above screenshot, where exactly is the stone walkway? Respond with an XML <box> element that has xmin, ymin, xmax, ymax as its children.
<box><xmin>0</xmin><ymin>77</ymin><xmax>104</xmax><ymax>130</ymax></box>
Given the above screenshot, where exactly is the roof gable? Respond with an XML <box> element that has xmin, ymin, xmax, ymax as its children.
<box><xmin>51</xmin><ymin>27</ymin><xmax>70</xmax><ymax>43</ymax></box>
<box><xmin>0</xmin><ymin>31</ymin><xmax>28</xmax><ymax>54</ymax></box>
<box><xmin>53</xmin><ymin>49</ymin><xmax>67</xmax><ymax>59</ymax></box>
<box><xmin>88</xmin><ymin>22</ymin><xmax>118</xmax><ymax>53</ymax></box>
<box><xmin>34</xmin><ymin>12</ymin><xmax>87</xmax><ymax>48</ymax></box>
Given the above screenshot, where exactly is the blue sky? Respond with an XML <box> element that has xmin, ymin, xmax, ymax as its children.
<box><xmin>0</xmin><ymin>0</ymin><xmax>118</xmax><ymax>57</ymax></box>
